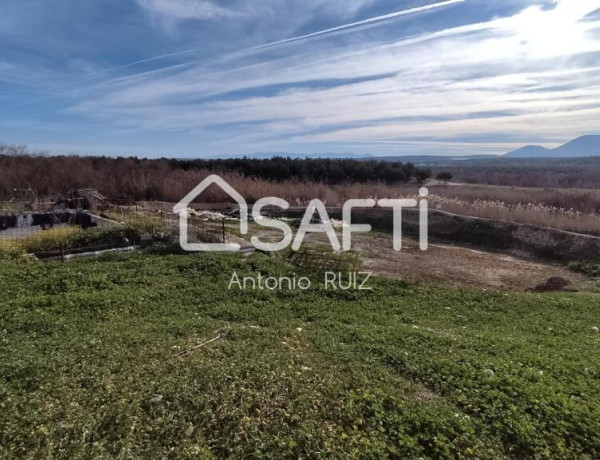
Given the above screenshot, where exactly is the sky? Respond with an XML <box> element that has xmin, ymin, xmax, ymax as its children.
<box><xmin>1</xmin><ymin>0</ymin><xmax>600</xmax><ymax>158</ymax></box>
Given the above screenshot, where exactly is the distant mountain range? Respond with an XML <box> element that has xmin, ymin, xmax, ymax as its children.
<box><xmin>504</xmin><ymin>135</ymin><xmax>600</xmax><ymax>158</ymax></box>
<box><xmin>208</xmin><ymin>152</ymin><xmax>372</xmax><ymax>160</ymax></box>
<box><xmin>207</xmin><ymin>135</ymin><xmax>600</xmax><ymax>162</ymax></box>
<box><xmin>372</xmin><ymin>154</ymin><xmax>496</xmax><ymax>164</ymax></box>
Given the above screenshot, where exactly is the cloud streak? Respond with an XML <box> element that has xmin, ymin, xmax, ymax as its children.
<box><xmin>73</xmin><ymin>0</ymin><xmax>464</xmax><ymax>85</ymax></box>
<box><xmin>248</xmin><ymin>0</ymin><xmax>466</xmax><ymax>51</ymax></box>
<box><xmin>136</xmin><ymin>0</ymin><xmax>238</xmax><ymax>20</ymax></box>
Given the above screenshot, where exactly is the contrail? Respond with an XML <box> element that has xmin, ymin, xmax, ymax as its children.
<box><xmin>73</xmin><ymin>48</ymin><xmax>200</xmax><ymax>83</ymax></box>
<box><xmin>248</xmin><ymin>0</ymin><xmax>466</xmax><ymax>51</ymax></box>
<box><xmin>14</xmin><ymin>0</ymin><xmax>464</xmax><ymax>114</ymax></box>
<box><xmin>74</xmin><ymin>0</ymin><xmax>464</xmax><ymax>83</ymax></box>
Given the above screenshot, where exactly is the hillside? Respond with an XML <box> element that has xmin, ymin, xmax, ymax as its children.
<box><xmin>503</xmin><ymin>145</ymin><xmax>550</xmax><ymax>158</ymax></box>
<box><xmin>505</xmin><ymin>135</ymin><xmax>600</xmax><ymax>158</ymax></box>
<box><xmin>553</xmin><ymin>135</ymin><xmax>600</xmax><ymax>157</ymax></box>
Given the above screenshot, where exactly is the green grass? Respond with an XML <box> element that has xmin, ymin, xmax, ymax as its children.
<box><xmin>1</xmin><ymin>252</ymin><xmax>599</xmax><ymax>458</ymax></box>
<box><xmin>569</xmin><ymin>260</ymin><xmax>600</xmax><ymax>278</ymax></box>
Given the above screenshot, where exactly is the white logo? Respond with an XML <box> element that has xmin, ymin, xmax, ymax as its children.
<box><xmin>173</xmin><ymin>175</ymin><xmax>248</xmax><ymax>252</ymax></box>
<box><xmin>174</xmin><ymin>175</ymin><xmax>429</xmax><ymax>253</ymax></box>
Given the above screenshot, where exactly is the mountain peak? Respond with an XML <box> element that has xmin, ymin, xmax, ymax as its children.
<box><xmin>504</xmin><ymin>135</ymin><xmax>600</xmax><ymax>158</ymax></box>
<box><xmin>504</xmin><ymin>145</ymin><xmax>550</xmax><ymax>158</ymax></box>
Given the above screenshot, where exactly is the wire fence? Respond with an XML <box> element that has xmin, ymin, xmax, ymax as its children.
<box><xmin>102</xmin><ymin>204</ymin><xmax>229</xmax><ymax>243</ymax></box>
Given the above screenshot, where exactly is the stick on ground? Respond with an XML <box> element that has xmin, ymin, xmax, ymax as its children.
<box><xmin>171</xmin><ymin>325</ymin><xmax>231</xmax><ymax>358</ymax></box>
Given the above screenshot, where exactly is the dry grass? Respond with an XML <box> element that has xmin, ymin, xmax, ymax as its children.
<box><xmin>408</xmin><ymin>184</ymin><xmax>600</xmax><ymax>235</ymax></box>
<box><xmin>224</xmin><ymin>180</ymin><xmax>600</xmax><ymax>236</ymax></box>
<box><xmin>143</xmin><ymin>177</ymin><xmax>600</xmax><ymax>236</ymax></box>
<box><xmin>421</xmin><ymin>184</ymin><xmax>600</xmax><ymax>214</ymax></box>
<box><xmin>0</xmin><ymin>227</ymin><xmax>80</xmax><ymax>253</ymax></box>
<box><xmin>427</xmin><ymin>195</ymin><xmax>600</xmax><ymax>235</ymax></box>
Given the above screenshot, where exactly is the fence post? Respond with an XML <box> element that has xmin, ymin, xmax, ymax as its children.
<box><xmin>222</xmin><ymin>219</ymin><xmax>226</xmax><ymax>243</ymax></box>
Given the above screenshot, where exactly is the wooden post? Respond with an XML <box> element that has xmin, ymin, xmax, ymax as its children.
<box><xmin>222</xmin><ymin>219</ymin><xmax>226</xmax><ymax>243</ymax></box>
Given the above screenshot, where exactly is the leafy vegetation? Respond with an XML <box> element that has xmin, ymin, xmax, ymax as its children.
<box><xmin>1</xmin><ymin>252</ymin><xmax>599</xmax><ymax>458</ymax></box>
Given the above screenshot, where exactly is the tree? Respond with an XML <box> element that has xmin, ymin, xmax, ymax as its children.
<box><xmin>436</xmin><ymin>171</ymin><xmax>453</xmax><ymax>182</ymax></box>
<box><xmin>416</xmin><ymin>168</ymin><xmax>432</xmax><ymax>183</ymax></box>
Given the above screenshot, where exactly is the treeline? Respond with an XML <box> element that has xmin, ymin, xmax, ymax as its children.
<box><xmin>0</xmin><ymin>146</ymin><xmax>430</xmax><ymax>202</ymax></box>
<box><xmin>440</xmin><ymin>162</ymin><xmax>600</xmax><ymax>189</ymax></box>
<box><xmin>171</xmin><ymin>157</ymin><xmax>431</xmax><ymax>184</ymax></box>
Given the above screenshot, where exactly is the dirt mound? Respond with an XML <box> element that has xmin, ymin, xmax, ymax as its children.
<box><xmin>532</xmin><ymin>277</ymin><xmax>572</xmax><ymax>292</ymax></box>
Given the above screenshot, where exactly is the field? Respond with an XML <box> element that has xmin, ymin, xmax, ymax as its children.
<box><xmin>2</xmin><ymin>251</ymin><xmax>600</xmax><ymax>458</ymax></box>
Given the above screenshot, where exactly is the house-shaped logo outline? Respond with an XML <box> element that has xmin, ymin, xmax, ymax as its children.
<box><xmin>173</xmin><ymin>175</ymin><xmax>248</xmax><ymax>252</ymax></box>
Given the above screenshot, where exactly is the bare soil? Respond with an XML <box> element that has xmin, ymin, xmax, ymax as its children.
<box><xmin>233</xmin><ymin>223</ymin><xmax>597</xmax><ymax>292</ymax></box>
<box><xmin>353</xmin><ymin>233</ymin><xmax>593</xmax><ymax>291</ymax></box>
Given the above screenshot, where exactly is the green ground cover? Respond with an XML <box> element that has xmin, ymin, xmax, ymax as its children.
<box><xmin>1</xmin><ymin>252</ymin><xmax>599</xmax><ymax>458</ymax></box>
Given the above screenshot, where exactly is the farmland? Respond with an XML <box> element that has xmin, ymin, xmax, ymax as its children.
<box><xmin>2</xmin><ymin>251</ymin><xmax>600</xmax><ymax>458</ymax></box>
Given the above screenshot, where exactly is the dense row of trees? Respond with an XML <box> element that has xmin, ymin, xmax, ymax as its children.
<box><xmin>0</xmin><ymin>147</ymin><xmax>431</xmax><ymax>202</ymax></box>
<box><xmin>171</xmin><ymin>157</ymin><xmax>431</xmax><ymax>184</ymax></box>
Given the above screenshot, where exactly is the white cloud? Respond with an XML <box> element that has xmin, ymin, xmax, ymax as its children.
<box><xmin>70</xmin><ymin>0</ymin><xmax>600</xmax><ymax>154</ymax></box>
<box><xmin>135</xmin><ymin>0</ymin><xmax>376</xmax><ymax>25</ymax></box>
<box><xmin>136</xmin><ymin>0</ymin><xmax>238</xmax><ymax>21</ymax></box>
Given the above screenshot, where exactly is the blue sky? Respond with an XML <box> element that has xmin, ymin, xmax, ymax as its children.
<box><xmin>1</xmin><ymin>0</ymin><xmax>600</xmax><ymax>157</ymax></box>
